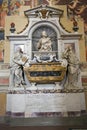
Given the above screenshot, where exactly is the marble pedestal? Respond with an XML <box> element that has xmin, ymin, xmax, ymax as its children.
<box><xmin>6</xmin><ymin>87</ymin><xmax>86</xmax><ymax>118</ymax></box>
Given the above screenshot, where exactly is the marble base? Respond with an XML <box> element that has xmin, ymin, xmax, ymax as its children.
<box><xmin>6</xmin><ymin>89</ymin><xmax>86</xmax><ymax>118</ymax></box>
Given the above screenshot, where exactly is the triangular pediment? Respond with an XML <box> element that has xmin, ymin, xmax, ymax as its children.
<box><xmin>24</xmin><ymin>4</ymin><xmax>63</xmax><ymax>18</ymax></box>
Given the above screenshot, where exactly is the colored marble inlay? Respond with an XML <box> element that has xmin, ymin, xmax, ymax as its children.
<box><xmin>82</xmin><ymin>76</ymin><xmax>87</xmax><ymax>85</ymax></box>
<box><xmin>0</xmin><ymin>77</ymin><xmax>9</xmax><ymax>85</ymax></box>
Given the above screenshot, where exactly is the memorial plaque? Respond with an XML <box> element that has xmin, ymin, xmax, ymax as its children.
<box><xmin>25</xmin><ymin>93</ymin><xmax>86</xmax><ymax>117</ymax></box>
<box><xmin>25</xmin><ymin>93</ymin><xmax>66</xmax><ymax>112</ymax></box>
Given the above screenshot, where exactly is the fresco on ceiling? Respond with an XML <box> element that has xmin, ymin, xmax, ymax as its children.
<box><xmin>0</xmin><ymin>0</ymin><xmax>87</xmax><ymax>59</ymax></box>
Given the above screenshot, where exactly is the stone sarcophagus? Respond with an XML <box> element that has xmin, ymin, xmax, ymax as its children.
<box><xmin>24</xmin><ymin>62</ymin><xmax>67</xmax><ymax>84</ymax></box>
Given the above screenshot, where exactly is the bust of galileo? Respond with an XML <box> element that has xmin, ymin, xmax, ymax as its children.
<box><xmin>37</xmin><ymin>31</ymin><xmax>52</xmax><ymax>52</ymax></box>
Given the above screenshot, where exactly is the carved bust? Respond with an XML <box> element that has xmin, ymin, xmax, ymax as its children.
<box><xmin>37</xmin><ymin>31</ymin><xmax>52</xmax><ymax>52</ymax></box>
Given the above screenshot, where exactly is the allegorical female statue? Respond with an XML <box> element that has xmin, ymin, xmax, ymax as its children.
<box><xmin>10</xmin><ymin>47</ymin><xmax>29</xmax><ymax>87</ymax></box>
<box><xmin>62</xmin><ymin>46</ymin><xmax>80</xmax><ymax>89</ymax></box>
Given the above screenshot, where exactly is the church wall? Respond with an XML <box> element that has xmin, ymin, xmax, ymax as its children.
<box><xmin>5</xmin><ymin>16</ymin><xmax>28</xmax><ymax>37</ymax></box>
<box><xmin>19</xmin><ymin>6</ymin><xmax>31</xmax><ymax>16</ymax></box>
<box><xmin>0</xmin><ymin>93</ymin><xmax>6</xmax><ymax>116</ymax></box>
<box><xmin>4</xmin><ymin>40</ymin><xmax>10</xmax><ymax>63</ymax></box>
<box><xmin>56</xmin><ymin>6</ymin><xmax>86</xmax><ymax>62</ymax></box>
<box><xmin>79</xmin><ymin>38</ymin><xmax>86</xmax><ymax>62</ymax></box>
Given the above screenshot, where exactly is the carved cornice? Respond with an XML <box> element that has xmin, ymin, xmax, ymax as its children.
<box><xmin>60</xmin><ymin>33</ymin><xmax>82</xmax><ymax>40</ymax></box>
<box><xmin>24</xmin><ymin>4</ymin><xmax>63</xmax><ymax>19</ymax></box>
<box><xmin>6</xmin><ymin>35</ymin><xmax>29</xmax><ymax>41</ymax></box>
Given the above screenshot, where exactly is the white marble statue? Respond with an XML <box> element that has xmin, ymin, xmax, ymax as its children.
<box><xmin>62</xmin><ymin>46</ymin><xmax>80</xmax><ymax>89</ymax></box>
<box><xmin>10</xmin><ymin>47</ymin><xmax>29</xmax><ymax>87</ymax></box>
<box><xmin>37</xmin><ymin>31</ymin><xmax>52</xmax><ymax>52</ymax></box>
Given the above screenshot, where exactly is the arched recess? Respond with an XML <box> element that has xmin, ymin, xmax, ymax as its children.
<box><xmin>28</xmin><ymin>21</ymin><xmax>60</xmax><ymax>59</ymax></box>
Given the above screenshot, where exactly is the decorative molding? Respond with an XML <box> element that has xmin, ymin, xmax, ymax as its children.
<box><xmin>8</xmin><ymin>88</ymin><xmax>86</xmax><ymax>94</ymax></box>
<box><xmin>24</xmin><ymin>4</ymin><xmax>63</xmax><ymax>18</ymax></box>
<box><xmin>6</xmin><ymin>35</ymin><xmax>29</xmax><ymax>41</ymax></box>
<box><xmin>60</xmin><ymin>33</ymin><xmax>82</xmax><ymax>40</ymax></box>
